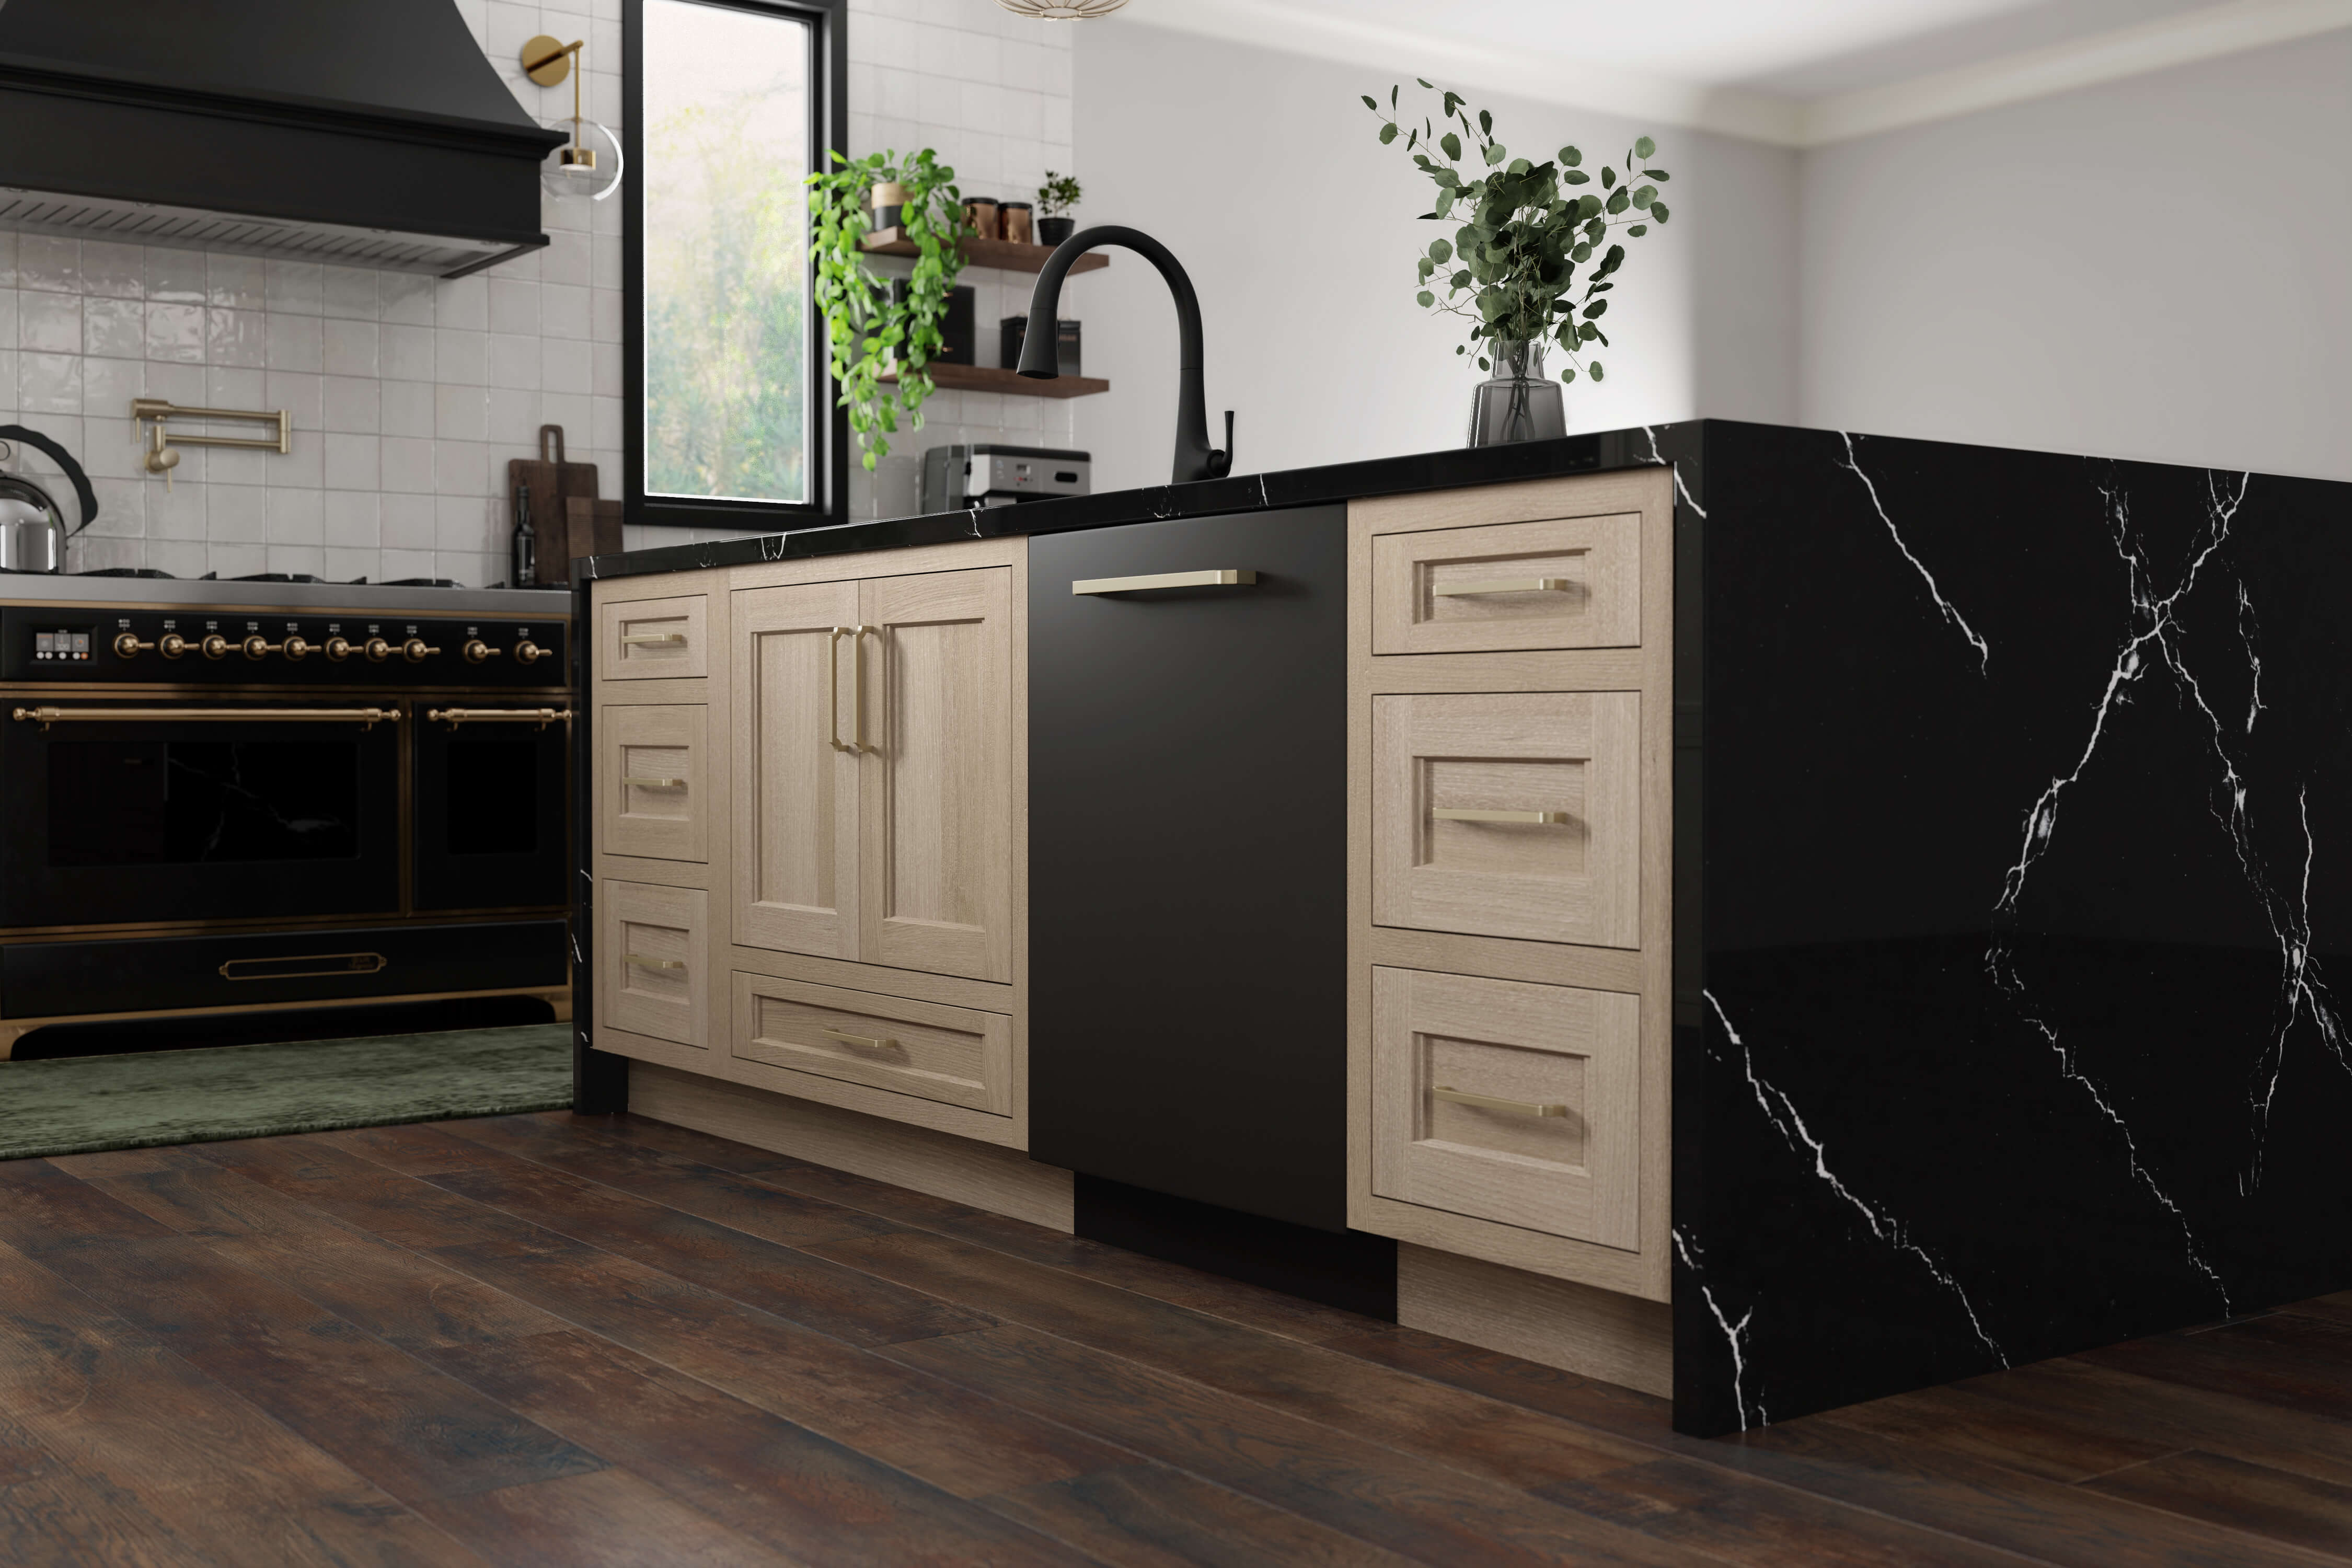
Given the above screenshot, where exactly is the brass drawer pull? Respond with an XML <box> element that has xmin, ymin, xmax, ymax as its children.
<box><xmin>220</xmin><ymin>951</ymin><xmax>387</xmax><ymax>982</ymax></box>
<box><xmin>619</xmin><ymin>632</ymin><xmax>687</xmax><ymax>646</ymax></box>
<box><xmin>628</xmin><ymin>777</ymin><xmax>688</xmax><ymax>790</ymax></box>
<box><xmin>428</xmin><ymin>707</ymin><xmax>572</xmax><ymax>730</ymax></box>
<box><xmin>1433</xmin><ymin>1085</ymin><xmax>1567</xmax><ymax>1118</ymax></box>
<box><xmin>1071</xmin><ymin>569</ymin><xmax>1256</xmax><ymax>595</ymax></box>
<box><xmin>626</xmin><ymin>954</ymin><xmax>686</xmax><ymax>972</ymax></box>
<box><xmin>1431</xmin><ymin>808</ymin><xmax>1570</xmax><ymax>825</ymax></box>
<box><xmin>1432</xmin><ymin>578</ymin><xmax>1573</xmax><ymax>596</ymax></box>
<box><xmin>822</xmin><ymin>1027</ymin><xmax>898</xmax><ymax>1052</ymax></box>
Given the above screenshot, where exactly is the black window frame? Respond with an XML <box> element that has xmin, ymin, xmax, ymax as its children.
<box><xmin>624</xmin><ymin>0</ymin><xmax>848</xmax><ymax>533</ymax></box>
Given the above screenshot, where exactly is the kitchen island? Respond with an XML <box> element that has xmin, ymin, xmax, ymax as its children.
<box><xmin>572</xmin><ymin>420</ymin><xmax>2351</xmax><ymax>1437</ymax></box>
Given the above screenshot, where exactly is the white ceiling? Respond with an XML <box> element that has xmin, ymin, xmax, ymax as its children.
<box><xmin>1124</xmin><ymin>0</ymin><xmax>2351</xmax><ymax>144</ymax></box>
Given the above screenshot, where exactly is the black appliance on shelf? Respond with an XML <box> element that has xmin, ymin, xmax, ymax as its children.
<box><xmin>892</xmin><ymin>281</ymin><xmax>976</xmax><ymax>365</ymax></box>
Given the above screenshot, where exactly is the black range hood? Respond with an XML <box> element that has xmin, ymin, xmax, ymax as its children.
<box><xmin>0</xmin><ymin>0</ymin><xmax>567</xmax><ymax>277</ymax></box>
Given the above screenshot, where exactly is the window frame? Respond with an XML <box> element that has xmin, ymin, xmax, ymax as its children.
<box><xmin>624</xmin><ymin>0</ymin><xmax>848</xmax><ymax>533</ymax></box>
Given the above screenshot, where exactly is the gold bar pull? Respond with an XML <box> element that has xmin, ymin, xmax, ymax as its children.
<box><xmin>626</xmin><ymin>954</ymin><xmax>686</xmax><ymax>971</ymax></box>
<box><xmin>1071</xmin><ymin>569</ymin><xmax>1256</xmax><ymax>595</ymax></box>
<box><xmin>619</xmin><ymin>632</ymin><xmax>687</xmax><ymax>647</ymax></box>
<box><xmin>1433</xmin><ymin>578</ymin><xmax>1574</xmax><ymax>596</ymax></box>
<box><xmin>1431</xmin><ymin>808</ymin><xmax>1570</xmax><ymax>825</ymax></box>
<box><xmin>1433</xmin><ymin>1085</ymin><xmax>1569</xmax><ymax>1118</ymax></box>
<box><xmin>827</xmin><ymin>626</ymin><xmax>869</xmax><ymax>753</ymax></box>
<box><xmin>427</xmin><ymin>707</ymin><xmax>571</xmax><ymax>730</ymax></box>
<box><xmin>14</xmin><ymin>706</ymin><xmax>398</xmax><ymax>730</ymax></box>
<box><xmin>219</xmin><ymin>951</ymin><xmax>387</xmax><ymax>982</ymax></box>
<box><xmin>628</xmin><ymin>777</ymin><xmax>687</xmax><ymax>790</ymax></box>
<box><xmin>822</xmin><ymin>1028</ymin><xmax>898</xmax><ymax>1052</ymax></box>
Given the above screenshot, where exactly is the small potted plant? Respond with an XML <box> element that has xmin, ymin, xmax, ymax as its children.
<box><xmin>1035</xmin><ymin>171</ymin><xmax>1081</xmax><ymax>247</ymax></box>
<box><xmin>806</xmin><ymin>147</ymin><xmax>969</xmax><ymax>470</ymax></box>
<box><xmin>1364</xmin><ymin>82</ymin><xmax>1672</xmax><ymax>444</ymax></box>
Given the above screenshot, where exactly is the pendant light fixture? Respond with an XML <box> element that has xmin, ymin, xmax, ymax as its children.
<box><xmin>520</xmin><ymin>34</ymin><xmax>625</xmax><ymax>201</ymax></box>
<box><xmin>995</xmin><ymin>0</ymin><xmax>1131</xmax><ymax>16</ymax></box>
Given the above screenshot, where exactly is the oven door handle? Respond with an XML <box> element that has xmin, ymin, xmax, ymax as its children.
<box><xmin>425</xmin><ymin>707</ymin><xmax>573</xmax><ymax>731</ymax></box>
<box><xmin>10</xmin><ymin>706</ymin><xmax>400</xmax><ymax>731</ymax></box>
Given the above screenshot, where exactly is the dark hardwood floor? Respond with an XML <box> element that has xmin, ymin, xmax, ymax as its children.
<box><xmin>1</xmin><ymin>1111</ymin><xmax>2345</xmax><ymax>1566</ymax></box>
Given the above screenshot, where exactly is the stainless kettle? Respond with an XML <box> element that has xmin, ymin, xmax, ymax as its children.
<box><xmin>0</xmin><ymin>425</ymin><xmax>101</xmax><ymax>574</ymax></box>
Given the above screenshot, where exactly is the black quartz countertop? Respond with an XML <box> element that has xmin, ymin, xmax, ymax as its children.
<box><xmin>576</xmin><ymin>422</ymin><xmax>1705</xmax><ymax>582</ymax></box>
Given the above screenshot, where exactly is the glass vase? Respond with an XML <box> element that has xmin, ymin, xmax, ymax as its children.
<box><xmin>1466</xmin><ymin>338</ymin><xmax>1566</xmax><ymax>447</ymax></box>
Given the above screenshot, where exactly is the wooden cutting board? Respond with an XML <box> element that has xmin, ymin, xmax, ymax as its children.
<box><xmin>504</xmin><ymin>424</ymin><xmax>598</xmax><ymax>586</ymax></box>
<box><xmin>564</xmin><ymin>498</ymin><xmax>624</xmax><ymax>573</ymax></box>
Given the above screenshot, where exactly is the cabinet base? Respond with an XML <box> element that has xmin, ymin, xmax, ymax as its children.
<box><xmin>1398</xmin><ymin>1243</ymin><xmax>1671</xmax><ymax>1398</ymax></box>
<box><xmin>1075</xmin><ymin>1174</ymin><xmax>1398</xmax><ymax>1322</ymax></box>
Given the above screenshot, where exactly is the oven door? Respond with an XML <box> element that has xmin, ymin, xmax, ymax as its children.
<box><xmin>0</xmin><ymin>701</ymin><xmax>401</xmax><ymax>928</ymax></box>
<box><xmin>412</xmin><ymin>705</ymin><xmax>569</xmax><ymax>912</ymax></box>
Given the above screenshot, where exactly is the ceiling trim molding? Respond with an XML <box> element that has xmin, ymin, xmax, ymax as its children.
<box><xmin>1114</xmin><ymin>0</ymin><xmax>2352</xmax><ymax>151</ymax></box>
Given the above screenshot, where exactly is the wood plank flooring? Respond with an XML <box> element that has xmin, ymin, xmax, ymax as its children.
<box><xmin>0</xmin><ymin>1110</ymin><xmax>2343</xmax><ymax>1566</ymax></box>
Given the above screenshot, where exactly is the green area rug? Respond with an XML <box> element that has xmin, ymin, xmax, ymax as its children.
<box><xmin>0</xmin><ymin>1024</ymin><xmax>572</xmax><ymax>1162</ymax></box>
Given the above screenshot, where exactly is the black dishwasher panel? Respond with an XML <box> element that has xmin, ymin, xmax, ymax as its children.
<box><xmin>1029</xmin><ymin>506</ymin><xmax>1347</xmax><ymax>1230</ymax></box>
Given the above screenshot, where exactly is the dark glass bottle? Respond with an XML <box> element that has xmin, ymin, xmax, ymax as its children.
<box><xmin>511</xmin><ymin>481</ymin><xmax>537</xmax><ymax>589</ymax></box>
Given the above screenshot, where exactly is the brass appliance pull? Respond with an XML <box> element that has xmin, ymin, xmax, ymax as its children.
<box><xmin>822</xmin><ymin>1028</ymin><xmax>898</xmax><ymax>1052</ymax></box>
<box><xmin>13</xmin><ymin>706</ymin><xmax>399</xmax><ymax>730</ymax></box>
<box><xmin>219</xmin><ymin>951</ymin><xmax>387</xmax><ymax>982</ymax></box>
<box><xmin>1432</xmin><ymin>578</ymin><xmax>1574</xmax><ymax>597</ymax></box>
<box><xmin>618</xmin><ymin>632</ymin><xmax>686</xmax><ymax>647</ymax></box>
<box><xmin>1429</xmin><ymin>808</ymin><xmax>1570</xmax><ymax>825</ymax></box>
<box><xmin>626</xmin><ymin>954</ymin><xmax>686</xmax><ymax>971</ymax></box>
<box><xmin>628</xmin><ymin>777</ymin><xmax>687</xmax><ymax>790</ymax></box>
<box><xmin>1433</xmin><ymin>1085</ymin><xmax>1569</xmax><ymax>1118</ymax></box>
<box><xmin>1071</xmin><ymin>569</ymin><xmax>1256</xmax><ymax>595</ymax></box>
<box><xmin>426</xmin><ymin>707</ymin><xmax>572</xmax><ymax>730</ymax></box>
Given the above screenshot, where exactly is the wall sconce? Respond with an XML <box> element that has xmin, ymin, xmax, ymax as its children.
<box><xmin>521</xmin><ymin>34</ymin><xmax>624</xmax><ymax>201</ymax></box>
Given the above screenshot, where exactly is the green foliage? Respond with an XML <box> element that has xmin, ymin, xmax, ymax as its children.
<box><xmin>805</xmin><ymin>148</ymin><xmax>967</xmax><ymax>471</ymax></box>
<box><xmin>1362</xmin><ymin>83</ymin><xmax>1673</xmax><ymax>386</ymax></box>
<box><xmin>1036</xmin><ymin>170</ymin><xmax>1082</xmax><ymax>218</ymax></box>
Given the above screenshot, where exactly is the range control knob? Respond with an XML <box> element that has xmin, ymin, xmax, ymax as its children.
<box><xmin>401</xmin><ymin>638</ymin><xmax>441</xmax><ymax>663</ymax></box>
<box><xmin>159</xmin><ymin>633</ymin><xmax>189</xmax><ymax>660</ymax></box>
<box><xmin>461</xmin><ymin>638</ymin><xmax>502</xmax><ymax>663</ymax></box>
<box><xmin>283</xmin><ymin>636</ymin><xmax>312</xmax><ymax>662</ymax></box>
<box><xmin>363</xmin><ymin>637</ymin><xmax>392</xmax><ymax>663</ymax></box>
<box><xmin>113</xmin><ymin>633</ymin><xmax>155</xmax><ymax>659</ymax></box>
<box><xmin>325</xmin><ymin>637</ymin><xmax>352</xmax><ymax>662</ymax></box>
<box><xmin>513</xmin><ymin>639</ymin><xmax>544</xmax><ymax>666</ymax></box>
<box><xmin>241</xmin><ymin>636</ymin><xmax>283</xmax><ymax>661</ymax></box>
<box><xmin>201</xmin><ymin>635</ymin><xmax>230</xmax><ymax>660</ymax></box>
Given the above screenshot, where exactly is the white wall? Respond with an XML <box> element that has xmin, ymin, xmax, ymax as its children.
<box><xmin>1070</xmin><ymin>21</ymin><xmax>1799</xmax><ymax>495</ymax></box>
<box><xmin>1798</xmin><ymin>32</ymin><xmax>2349</xmax><ymax>480</ymax></box>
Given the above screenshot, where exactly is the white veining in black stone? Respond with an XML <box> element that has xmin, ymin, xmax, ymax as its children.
<box><xmin>1837</xmin><ymin>430</ymin><xmax>1988</xmax><ymax>673</ymax></box>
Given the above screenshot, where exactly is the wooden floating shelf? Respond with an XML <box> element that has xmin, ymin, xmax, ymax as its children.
<box><xmin>860</xmin><ymin>229</ymin><xmax>1108</xmax><ymax>275</ymax></box>
<box><xmin>882</xmin><ymin>363</ymin><xmax>1109</xmax><ymax>400</ymax></box>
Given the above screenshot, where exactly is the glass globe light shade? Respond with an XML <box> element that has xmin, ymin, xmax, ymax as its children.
<box><xmin>541</xmin><ymin>120</ymin><xmax>624</xmax><ymax>201</ymax></box>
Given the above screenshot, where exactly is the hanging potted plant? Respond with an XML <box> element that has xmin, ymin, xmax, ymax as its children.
<box><xmin>1035</xmin><ymin>171</ymin><xmax>1081</xmax><ymax>247</ymax></box>
<box><xmin>806</xmin><ymin>147</ymin><xmax>969</xmax><ymax>470</ymax></box>
<box><xmin>1364</xmin><ymin>82</ymin><xmax>1672</xmax><ymax>445</ymax></box>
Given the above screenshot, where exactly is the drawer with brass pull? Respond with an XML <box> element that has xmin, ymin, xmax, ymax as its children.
<box><xmin>599</xmin><ymin>593</ymin><xmax>707</xmax><ymax>679</ymax></box>
<box><xmin>602</xmin><ymin>880</ymin><xmax>709</xmax><ymax>1048</ymax></box>
<box><xmin>731</xmin><ymin>972</ymin><xmax>1011</xmax><ymax>1115</ymax></box>
<box><xmin>1371</xmin><ymin>513</ymin><xmax>1639</xmax><ymax>654</ymax></box>
<box><xmin>1371</xmin><ymin>966</ymin><xmax>1639</xmax><ymax>1249</ymax></box>
<box><xmin>600</xmin><ymin>704</ymin><xmax>707</xmax><ymax>862</ymax></box>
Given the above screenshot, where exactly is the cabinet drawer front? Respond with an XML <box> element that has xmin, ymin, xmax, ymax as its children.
<box><xmin>1371</xmin><ymin>967</ymin><xmax>1639</xmax><ymax>1248</ymax></box>
<box><xmin>602</xmin><ymin>704</ymin><xmax>708</xmax><ymax>862</ymax></box>
<box><xmin>602</xmin><ymin>881</ymin><xmax>710</xmax><ymax>1048</ymax></box>
<box><xmin>1372</xmin><ymin>692</ymin><xmax>1640</xmax><ymax>948</ymax></box>
<box><xmin>599</xmin><ymin>594</ymin><xmax>708</xmax><ymax>679</ymax></box>
<box><xmin>731</xmin><ymin>973</ymin><xmax>1011</xmax><ymax>1115</ymax></box>
<box><xmin>1371</xmin><ymin>514</ymin><xmax>1639</xmax><ymax>655</ymax></box>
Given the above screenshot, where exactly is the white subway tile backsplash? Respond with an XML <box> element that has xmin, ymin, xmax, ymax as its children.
<box><xmin>435</xmin><ymin>328</ymin><xmax>489</xmax><ymax>385</ymax></box>
<box><xmin>266</xmin><ymin>486</ymin><xmax>324</xmax><ymax>543</ymax></box>
<box><xmin>325</xmin><ymin>433</ymin><xmax>381</xmax><ymax>491</ymax></box>
<box><xmin>322</xmin><ymin>319</ymin><xmax>378</xmax><ymax>378</ymax></box>
<box><xmin>18</xmin><ymin>237</ymin><xmax>80</xmax><ymax>293</ymax></box>
<box><xmin>323</xmin><ymin>375</ymin><xmax>381</xmax><ymax>434</ymax></box>
<box><xmin>264</xmin><ymin>313</ymin><xmax>324</xmax><ymax>373</ymax></box>
<box><xmin>381</xmin><ymin>325</ymin><xmax>435</xmax><ymax>383</ymax></box>
<box><xmin>20</xmin><ymin>291</ymin><xmax>80</xmax><ymax>353</ymax></box>
<box><xmin>436</xmin><ymin>384</ymin><xmax>491</xmax><ymax>442</ymax></box>
<box><xmin>382</xmin><ymin>379</ymin><xmax>435</xmax><ymax>438</ymax></box>
<box><xmin>382</xmin><ymin>436</ymin><xmax>435</xmax><ymax>493</ymax></box>
<box><xmin>322</xmin><ymin>266</ymin><xmax>378</xmax><ymax>320</ymax></box>
<box><xmin>378</xmin><ymin>273</ymin><xmax>435</xmax><ymax>326</ymax></box>
<box><xmin>19</xmin><ymin>353</ymin><xmax>82</xmax><ymax>414</ymax></box>
<box><xmin>144</xmin><ymin>247</ymin><xmax>208</xmax><ymax>305</ymax></box>
<box><xmin>540</xmin><ymin>283</ymin><xmax>589</xmax><ymax>340</ymax></box>
<box><xmin>266</xmin><ymin>371</ymin><xmax>324</xmax><ymax>432</ymax></box>
<box><xmin>82</xmin><ymin>356</ymin><xmax>144</xmax><ymax>415</ymax></box>
<box><xmin>206</xmin><ymin>308</ymin><xmax>266</xmax><ymax>368</ymax></box>
<box><xmin>263</xmin><ymin>261</ymin><xmax>325</xmax><ymax>316</ymax></box>
<box><xmin>435</xmin><ymin>274</ymin><xmax>489</xmax><ymax>331</ymax></box>
<box><xmin>207</xmin><ymin>483</ymin><xmax>268</xmax><ymax>542</ymax></box>
<box><xmin>206</xmin><ymin>255</ymin><xmax>265</xmax><ymax>310</ymax></box>
<box><xmin>324</xmin><ymin>490</ymin><xmax>379</xmax><ymax>548</ymax></box>
<box><xmin>491</xmin><ymin>333</ymin><xmax>541</xmax><ymax>390</ymax></box>
<box><xmin>489</xmin><ymin>277</ymin><xmax>539</xmax><ymax>335</ymax></box>
<box><xmin>84</xmin><ymin>298</ymin><xmax>144</xmax><ymax>359</ymax></box>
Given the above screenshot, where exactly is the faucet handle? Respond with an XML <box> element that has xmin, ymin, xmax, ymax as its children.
<box><xmin>1208</xmin><ymin>409</ymin><xmax>1234</xmax><ymax>479</ymax></box>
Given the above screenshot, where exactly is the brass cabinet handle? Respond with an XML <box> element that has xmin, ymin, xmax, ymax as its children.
<box><xmin>13</xmin><ymin>706</ymin><xmax>398</xmax><ymax>730</ymax></box>
<box><xmin>826</xmin><ymin>626</ymin><xmax>853</xmax><ymax>753</ymax></box>
<box><xmin>627</xmin><ymin>777</ymin><xmax>687</xmax><ymax>790</ymax></box>
<box><xmin>220</xmin><ymin>951</ymin><xmax>387</xmax><ymax>982</ymax></box>
<box><xmin>1432</xmin><ymin>578</ymin><xmax>1574</xmax><ymax>596</ymax></box>
<box><xmin>1430</xmin><ymin>808</ymin><xmax>1570</xmax><ymax>825</ymax></box>
<box><xmin>1071</xmin><ymin>569</ymin><xmax>1256</xmax><ymax>595</ymax></box>
<box><xmin>427</xmin><ymin>707</ymin><xmax>572</xmax><ymax>730</ymax></box>
<box><xmin>822</xmin><ymin>1028</ymin><xmax>898</xmax><ymax>1051</ymax></box>
<box><xmin>626</xmin><ymin>954</ymin><xmax>686</xmax><ymax>971</ymax></box>
<box><xmin>852</xmin><ymin>624</ymin><xmax>869</xmax><ymax>754</ymax></box>
<box><xmin>619</xmin><ymin>632</ymin><xmax>687</xmax><ymax>647</ymax></box>
<box><xmin>1433</xmin><ymin>1085</ymin><xmax>1568</xmax><ymax>1118</ymax></box>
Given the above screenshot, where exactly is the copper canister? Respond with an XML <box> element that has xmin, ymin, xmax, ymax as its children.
<box><xmin>999</xmin><ymin>201</ymin><xmax>1034</xmax><ymax>245</ymax></box>
<box><xmin>962</xmin><ymin>198</ymin><xmax>1000</xmax><ymax>240</ymax></box>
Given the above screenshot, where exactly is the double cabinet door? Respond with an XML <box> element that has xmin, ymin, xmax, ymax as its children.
<box><xmin>731</xmin><ymin>567</ymin><xmax>1013</xmax><ymax>984</ymax></box>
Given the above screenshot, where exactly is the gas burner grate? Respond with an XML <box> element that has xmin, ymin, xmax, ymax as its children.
<box><xmin>227</xmin><ymin>572</ymin><xmax>327</xmax><ymax>584</ymax></box>
<box><xmin>73</xmin><ymin>568</ymin><xmax>178</xmax><ymax>578</ymax></box>
<box><xmin>378</xmin><ymin>578</ymin><xmax>464</xmax><ymax>589</ymax></box>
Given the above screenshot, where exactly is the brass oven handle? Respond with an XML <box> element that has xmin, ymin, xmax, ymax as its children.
<box><xmin>1432</xmin><ymin>578</ymin><xmax>1574</xmax><ymax>597</ymax></box>
<box><xmin>220</xmin><ymin>951</ymin><xmax>387</xmax><ymax>982</ymax></box>
<box><xmin>628</xmin><ymin>777</ymin><xmax>687</xmax><ymax>789</ymax></box>
<box><xmin>426</xmin><ymin>707</ymin><xmax>572</xmax><ymax>730</ymax></box>
<box><xmin>619</xmin><ymin>632</ymin><xmax>686</xmax><ymax>646</ymax></box>
<box><xmin>13</xmin><ymin>706</ymin><xmax>399</xmax><ymax>729</ymax></box>
<box><xmin>1433</xmin><ymin>1085</ymin><xmax>1569</xmax><ymax>1118</ymax></box>
<box><xmin>1071</xmin><ymin>569</ymin><xmax>1256</xmax><ymax>595</ymax></box>
<box><xmin>822</xmin><ymin>1028</ymin><xmax>898</xmax><ymax>1052</ymax></box>
<box><xmin>626</xmin><ymin>954</ymin><xmax>686</xmax><ymax>971</ymax></box>
<box><xmin>1430</xmin><ymin>808</ymin><xmax>1571</xmax><ymax>825</ymax></box>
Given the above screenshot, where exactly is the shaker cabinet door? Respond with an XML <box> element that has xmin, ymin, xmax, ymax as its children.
<box><xmin>858</xmin><ymin>567</ymin><xmax>1014</xmax><ymax>984</ymax></box>
<box><xmin>733</xmin><ymin>579</ymin><xmax>862</xmax><ymax>960</ymax></box>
